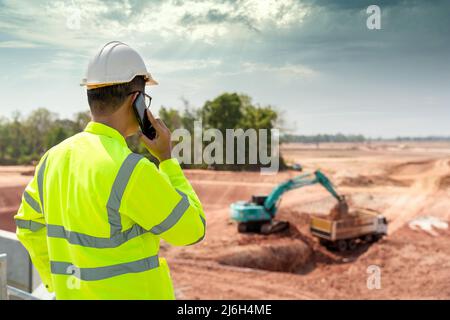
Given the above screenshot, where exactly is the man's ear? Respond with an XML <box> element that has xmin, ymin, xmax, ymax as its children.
<box><xmin>130</xmin><ymin>92</ymin><xmax>139</xmax><ymax>105</ymax></box>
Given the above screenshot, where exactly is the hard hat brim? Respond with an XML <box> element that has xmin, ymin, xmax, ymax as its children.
<box><xmin>81</xmin><ymin>72</ymin><xmax>158</xmax><ymax>88</ymax></box>
<box><xmin>145</xmin><ymin>73</ymin><xmax>158</xmax><ymax>86</ymax></box>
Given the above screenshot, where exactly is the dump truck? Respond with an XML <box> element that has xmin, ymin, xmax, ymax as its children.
<box><xmin>310</xmin><ymin>208</ymin><xmax>388</xmax><ymax>251</ymax></box>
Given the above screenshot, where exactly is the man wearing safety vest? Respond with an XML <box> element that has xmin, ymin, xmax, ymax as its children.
<box><xmin>14</xmin><ymin>41</ymin><xmax>206</xmax><ymax>299</ymax></box>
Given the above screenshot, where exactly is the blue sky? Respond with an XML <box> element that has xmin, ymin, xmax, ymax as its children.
<box><xmin>0</xmin><ymin>0</ymin><xmax>449</xmax><ymax>137</ymax></box>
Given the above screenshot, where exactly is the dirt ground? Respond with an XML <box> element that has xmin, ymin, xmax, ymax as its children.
<box><xmin>1</xmin><ymin>141</ymin><xmax>450</xmax><ymax>299</ymax></box>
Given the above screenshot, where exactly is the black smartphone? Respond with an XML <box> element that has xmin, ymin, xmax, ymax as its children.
<box><xmin>132</xmin><ymin>92</ymin><xmax>156</xmax><ymax>139</ymax></box>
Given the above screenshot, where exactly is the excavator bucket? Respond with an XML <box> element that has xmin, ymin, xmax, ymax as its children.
<box><xmin>329</xmin><ymin>198</ymin><xmax>349</xmax><ymax>220</ymax></box>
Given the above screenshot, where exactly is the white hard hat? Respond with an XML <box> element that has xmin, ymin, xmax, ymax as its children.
<box><xmin>81</xmin><ymin>41</ymin><xmax>158</xmax><ymax>89</ymax></box>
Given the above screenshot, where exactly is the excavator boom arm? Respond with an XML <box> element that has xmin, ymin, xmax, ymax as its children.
<box><xmin>263</xmin><ymin>170</ymin><xmax>343</xmax><ymax>214</ymax></box>
<box><xmin>314</xmin><ymin>170</ymin><xmax>343</xmax><ymax>202</ymax></box>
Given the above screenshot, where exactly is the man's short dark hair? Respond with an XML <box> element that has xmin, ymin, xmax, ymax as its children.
<box><xmin>87</xmin><ymin>76</ymin><xmax>145</xmax><ymax>115</ymax></box>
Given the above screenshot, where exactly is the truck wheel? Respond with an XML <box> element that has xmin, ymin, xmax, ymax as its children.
<box><xmin>260</xmin><ymin>223</ymin><xmax>272</xmax><ymax>235</ymax></box>
<box><xmin>337</xmin><ymin>240</ymin><xmax>347</xmax><ymax>252</ymax></box>
<box><xmin>373</xmin><ymin>234</ymin><xmax>382</xmax><ymax>242</ymax></box>
<box><xmin>348</xmin><ymin>239</ymin><xmax>357</xmax><ymax>251</ymax></box>
<box><xmin>237</xmin><ymin>223</ymin><xmax>248</xmax><ymax>233</ymax></box>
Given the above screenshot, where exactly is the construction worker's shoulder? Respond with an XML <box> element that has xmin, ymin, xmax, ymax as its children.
<box><xmin>34</xmin><ymin>133</ymin><xmax>80</xmax><ymax>164</ymax></box>
<box><xmin>48</xmin><ymin>132</ymin><xmax>84</xmax><ymax>152</ymax></box>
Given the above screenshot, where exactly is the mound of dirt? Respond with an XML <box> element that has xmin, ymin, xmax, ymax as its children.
<box><xmin>0</xmin><ymin>186</ymin><xmax>23</xmax><ymax>208</ymax></box>
<box><xmin>389</xmin><ymin>160</ymin><xmax>434</xmax><ymax>176</ymax></box>
<box><xmin>0</xmin><ymin>186</ymin><xmax>24</xmax><ymax>232</ymax></box>
<box><xmin>185</xmin><ymin>170</ymin><xmax>294</xmax><ymax>184</ymax></box>
<box><xmin>0</xmin><ymin>207</ymin><xmax>19</xmax><ymax>232</ymax></box>
<box><xmin>20</xmin><ymin>170</ymin><xmax>35</xmax><ymax>176</ymax></box>
<box><xmin>339</xmin><ymin>175</ymin><xmax>410</xmax><ymax>187</ymax></box>
<box><xmin>191</xmin><ymin>181</ymin><xmax>273</xmax><ymax>207</ymax></box>
<box><xmin>217</xmin><ymin>239</ymin><xmax>312</xmax><ymax>273</ymax></box>
<box><xmin>439</xmin><ymin>175</ymin><xmax>450</xmax><ymax>189</ymax></box>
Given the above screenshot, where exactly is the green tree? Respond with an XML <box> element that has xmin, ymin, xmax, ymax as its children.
<box><xmin>24</xmin><ymin>108</ymin><xmax>56</xmax><ymax>159</ymax></box>
<box><xmin>202</xmin><ymin>93</ymin><xmax>243</xmax><ymax>132</ymax></box>
<box><xmin>73</xmin><ymin>111</ymin><xmax>91</xmax><ymax>131</ymax></box>
<box><xmin>0</xmin><ymin>117</ymin><xmax>8</xmax><ymax>161</ymax></box>
<box><xmin>8</xmin><ymin>111</ymin><xmax>26</xmax><ymax>162</ymax></box>
<box><xmin>159</xmin><ymin>107</ymin><xmax>182</xmax><ymax>132</ymax></box>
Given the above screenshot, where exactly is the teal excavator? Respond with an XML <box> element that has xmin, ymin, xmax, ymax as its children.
<box><xmin>230</xmin><ymin>170</ymin><xmax>348</xmax><ymax>234</ymax></box>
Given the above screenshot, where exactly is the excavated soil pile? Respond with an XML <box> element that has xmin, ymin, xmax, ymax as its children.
<box><xmin>20</xmin><ymin>170</ymin><xmax>35</xmax><ymax>176</ymax></box>
<box><xmin>190</xmin><ymin>182</ymin><xmax>272</xmax><ymax>207</ymax></box>
<box><xmin>389</xmin><ymin>160</ymin><xmax>434</xmax><ymax>176</ymax></box>
<box><xmin>185</xmin><ymin>170</ymin><xmax>295</xmax><ymax>184</ymax></box>
<box><xmin>217</xmin><ymin>238</ymin><xmax>312</xmax><ymax>273</ymax></box>
<box><xmin>0</xmin><ymin>186</ymin><xmax>24</xmax><ymax>232</ymax></box>
<box><xmin>439</xmin><ymin>175</ymin><xmax>450</xmax><ymax>189</ymax></box>
<box><xmin>339</xmin><ymin>175</ymin><xmax>410</xmax><ymax>187</ymax></box>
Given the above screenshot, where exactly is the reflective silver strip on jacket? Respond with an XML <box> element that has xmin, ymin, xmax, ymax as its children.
<box><xmin>14</xmin><ymin>155</ymin><xmax>47</xmax><ymax>230</ymax></box>
<box><xmin>15</xmin><ymin>219</ymin><xmax>45</xmax><ymax>232</ymax></box>
<box><xmin>106</xmin><ymin>153</ymin><xmax>143</xmax><ymax>237</ymax></box>
<box><xmin>50</xmin><ymin>255</ymin><xmax>159</xmax><ymax>281</ymax></box>
<box><xmin>37</xmin><ymin>154</ymin><xmax>48</xmax><ymax>214</ymax></box>
<box><xmin>187</xmin><ymin>215</ymin><xmax>206</xmax><ymax>245</ymax></box>
<box><xmin>149</xmin><ymin>190</ymin><xmax>190</xmax><ymax>235</ymax></box>
<box><xmin>23</xmin><ymin>191</ymin><xmax>41</xmax><ymax>213</ymax></box>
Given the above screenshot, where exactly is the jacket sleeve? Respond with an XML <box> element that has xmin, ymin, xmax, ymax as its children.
<box><xmin>122</xmin><ymin>157</ymin><xmax>206</xmax><ymax>246</ymax></box>
<box><xmin>14</xmin><ymin>154</ymin><xmax>54</xmax><ymax>292</ymax></box>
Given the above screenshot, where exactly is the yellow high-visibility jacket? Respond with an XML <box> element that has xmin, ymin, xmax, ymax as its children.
<box><xmin>14</xmin><ymin>122</ymin><xmax>206</xmax><ymax>299</ymax></box>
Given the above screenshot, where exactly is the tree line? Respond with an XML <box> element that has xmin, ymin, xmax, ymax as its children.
<box><xmin>282</xmin><ymin>134</ymin><xmax>450</xmax><ymax>143</ymax></box>
<box><xmin>0</xmin><ymin>109</ymin><xmax>91</xmax><ymax>165</ymax></box>
<box><xmin>282</xmin><ymin>133</ymin><xmax>366</xmax><ymax>144</ymax></box>
<box><xmin>0</xmin><ymin>93</ymin><xmax>283</xmax><ymax>171</ymax></box>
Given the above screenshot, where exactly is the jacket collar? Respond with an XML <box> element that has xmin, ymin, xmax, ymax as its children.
<box><xmin>84</xmin><ymin>121</ymin><xmax>127</xmax><ymax>147</ymax></box>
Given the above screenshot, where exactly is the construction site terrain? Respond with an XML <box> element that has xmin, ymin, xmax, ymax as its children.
<box><xmin>1</xmin><ymin>141</ymin><xmax>449</xmax><ymax>299</ymax></box>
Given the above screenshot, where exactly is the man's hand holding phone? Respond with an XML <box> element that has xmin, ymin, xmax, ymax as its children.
<box><xmin>138</xmin><ymin>109</ymin><xmax>173</xmax><ymax>162</ymax></box>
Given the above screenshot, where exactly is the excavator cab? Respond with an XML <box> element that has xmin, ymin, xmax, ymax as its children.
<box><xmin>251</xmin><ymin>195</ymin><xmax>268</xmax><ymax>206</ymax></box>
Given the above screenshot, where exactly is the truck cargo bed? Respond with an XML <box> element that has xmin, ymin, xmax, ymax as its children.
<box><xmin>310</xmin><ymin>209</ymin><xmax>384</xmax><ymax>242</ymax></box>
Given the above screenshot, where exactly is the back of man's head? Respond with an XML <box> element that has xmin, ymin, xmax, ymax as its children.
<box><xmin>87</xmin><ymin>75</ymin><xmax>145</xmax><ymax>116</ymax></box>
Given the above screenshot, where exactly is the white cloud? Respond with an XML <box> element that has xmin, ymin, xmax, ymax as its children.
<box><xmin>215</xmin><ymin>61</ymin><xmax>318</xmax><ymax>79</ymax></box>
<box><xmin>239</xmin><ymin>0</ymin><xmax>309</xmax><ymax>27</ymax></box>
<box><xmin>0</xmin><ymin>0</ymin><xmax>310</xmax><ymax>49</ymax></box>
<box><xmin>241</xmin><ymin>62</ymin><xmax>317</xmax><ymax>77</ymax></box>
<box><xmin>0</xmin><ymin>40</ymin><xmax>41</xmax><ymax>48</ymax></box>
<box><xmin>151</xmin><ymin>58</ymin><xmax>222</xmax><ymax>74</ymax></box>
